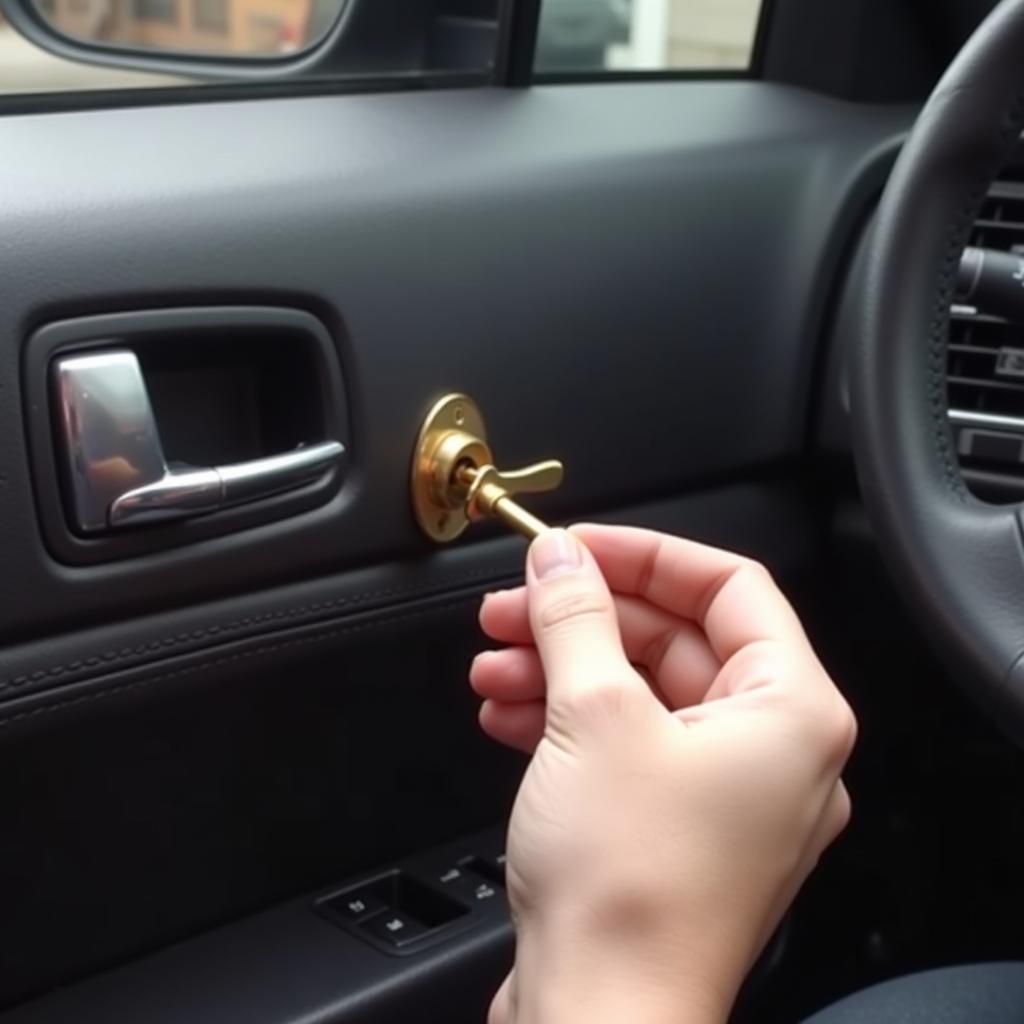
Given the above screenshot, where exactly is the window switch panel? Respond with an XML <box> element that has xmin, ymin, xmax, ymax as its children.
<box><xmin>313</xmin><ymin>828</ymin><xmax>509</xmax><ymax>957</ymax></box>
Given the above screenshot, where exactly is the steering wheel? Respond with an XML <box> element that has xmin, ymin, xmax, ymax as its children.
<box><xmin>851</xmin><ymin>0</ymin><xmax>1024</xmax><ymax>741</ymax></box>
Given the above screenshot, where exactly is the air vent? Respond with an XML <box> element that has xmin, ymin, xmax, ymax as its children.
<box><xmin>948</xmin><ymin>137</ymin><xmax>1024</xmax><ymax>499</ymax></box>
<box><xmin>970</xmin><ymin>185</ymin><xmax>1024</xmax><ymax>253</ymax></box>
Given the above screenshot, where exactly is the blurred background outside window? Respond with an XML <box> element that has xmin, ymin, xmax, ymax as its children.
<box><xmin>536</xmin><ymin>0</ymin><xmax>762</xmax><ymax>73</ymax></box>
<box><xmin>0</xmin><ymin>0</ymin><xmax>763</xmax><ymax>93</ymax></box>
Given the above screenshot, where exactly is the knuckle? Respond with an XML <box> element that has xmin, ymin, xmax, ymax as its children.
<box><xmin>538</xmin><ymin>591</ymin><xmax>612</xmax><ymax>632</ymax></box>
<box><xmin>822</xmin><ymin>698</ymin><xmax>858</xmax><ymax>765</ymax></box>
<box><xmin>827</xmin><ymin>785</ymin><xmax>853</xmax><ymax>841</ymax></box>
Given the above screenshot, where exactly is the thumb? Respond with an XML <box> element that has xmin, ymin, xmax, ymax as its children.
<box><xmin>526</xmin><ymin>529</ymin><xmax>640</xmax><ymax>711</ymax></box>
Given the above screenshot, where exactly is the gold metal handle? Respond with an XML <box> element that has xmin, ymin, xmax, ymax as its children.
<box><xmin>411</xmin><ymin>394</ymin><xmax>564</xmax><ymax>543</ymax></box>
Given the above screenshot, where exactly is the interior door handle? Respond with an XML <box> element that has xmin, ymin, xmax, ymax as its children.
<box><xmin>108</xmin><ymin>442</ymin><xmax>345</xmax><ymax>527</ymax></box>
<box><xmin>55</xmin><ymin>349</ymin><xmax>345</xmax><ymax>532</ymax></box>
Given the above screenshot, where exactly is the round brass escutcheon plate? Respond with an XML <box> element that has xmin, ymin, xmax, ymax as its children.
<box><xmin>411</xmin><ymin>393</ymin><xmax>493</xmax><ymax>543</ymax></box>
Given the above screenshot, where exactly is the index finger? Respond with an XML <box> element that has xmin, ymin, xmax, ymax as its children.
<box><xmin>569</xmin><ymin>524</ymin><xmax>809</xmax><ymax>664</ymax></box>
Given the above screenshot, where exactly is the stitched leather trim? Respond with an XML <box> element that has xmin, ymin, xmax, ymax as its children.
<box><xmin>0</xmin><ymin>594</ymin><xmax>486</xmax><ymax>730</ymax></box>
<box><xmin>0</xmin><ymin>563</ymin><xmax>520</xmax><ymax>703</ymax></box>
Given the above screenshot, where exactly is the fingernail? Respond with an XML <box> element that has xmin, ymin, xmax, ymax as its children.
<box><xmin>530</xmin><ymin>529</ymin><xmax>582</xmax><ymax>580</ymax></box>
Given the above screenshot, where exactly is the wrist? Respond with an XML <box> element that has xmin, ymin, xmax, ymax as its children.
<box><xmin>508</xmin><ymin>912</ymin><xmax>732</xmax><ymax>1024</ymax></box>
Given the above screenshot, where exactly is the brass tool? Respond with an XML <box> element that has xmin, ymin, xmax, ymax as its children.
<box><xmin>411</xmin><ymin>393</ymin><xmax>564</xmax><ymax>543</ymax></box>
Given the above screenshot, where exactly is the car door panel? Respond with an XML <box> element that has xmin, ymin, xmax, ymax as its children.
<box><xmin>0</xmin><ymin>81</ymin><xmax>913</xmax><ymax>1011</ymax></box>
<box><xmin>1</xmin><ymin>84</ymin><xmax>906</xmax><ymax>638</ymax></box>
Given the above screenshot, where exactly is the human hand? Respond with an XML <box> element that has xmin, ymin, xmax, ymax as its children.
<box><xmin>470</xmin><ymin>525</ymin><xmax>856</xmax><ymax>1024</ymax></box>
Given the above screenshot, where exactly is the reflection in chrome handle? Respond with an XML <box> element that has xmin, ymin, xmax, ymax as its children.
<box><xmin>108</xmin><ymin>468</ymin><xmax>222</xmax><ymax>526</ymax></box>
<box><xmin>54</xmin><ymin>349</ymin><xmax>345</xmax><ymax>533</ymax></box>
<box><xmin>108</xmin><ymin>442</ymin><xmax>345</xmax><ymax>527</ymax></box>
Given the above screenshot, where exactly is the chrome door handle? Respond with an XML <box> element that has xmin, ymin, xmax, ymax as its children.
<box><xmin>108</xmin><ymin>442</ymin><xmax>345</xmax><ymax>527</ymax></box>
<box><xmin>55</xmin><ymin>349</ymin><xmax>345</xmax><ymax>533</ymax></box>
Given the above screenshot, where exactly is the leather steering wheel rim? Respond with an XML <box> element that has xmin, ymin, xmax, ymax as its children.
<box><xmin>851</xmin><ymin>0</ymin><xmax>1024</xmax><ymax>741</ymax></box>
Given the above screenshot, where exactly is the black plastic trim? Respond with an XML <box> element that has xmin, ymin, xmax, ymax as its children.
<box><xmin>0</xmin><ymin>70</ymin><xmax>488</xmax><ymax>118</ymax></box>
<box><xmin>749</xmin><ymin>0</ymin><xmax>778</xmax><ymax>77</ymax></box>
<box><xmin>495</xmin><ymin>0</ymin><xmax>541</xmax><ymax>86</ymax></box>
<box><xmin>532</xmin><ymin>67</ymin><xmax>755</xmax><ymax>85</ymax></box>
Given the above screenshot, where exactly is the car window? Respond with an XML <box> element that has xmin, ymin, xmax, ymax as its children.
<box><xmin>0</xmin><ymin>0</ymin><xmax>766</xmax><ymax>97</ymax></box>
<box><xmin>0</xmin><ymin>11</ymin><xmax>189</xmax><ymax>90</ymax></box>
<box><xmin>0</xmin><ymin>0</ymin><xmax>487</xmax><ymax>95</ymax></box>
<box><xmin>30</xmin><ymin>0</ymin><xmax>344</xmax><ymax>56</ymax></box>
<box><xmin>535</xmin><ymin>0</ymin><xmax>764</xmax><ymax>74</ymax></box>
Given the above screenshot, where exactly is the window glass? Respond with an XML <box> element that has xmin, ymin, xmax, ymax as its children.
<box><xmin>535</xmin><ymin>0</ymin><xmax>764</xmax><ymax>74</ymax></box>
<box><xmin>0</xmin><ymin>0</ymin><xmax>766</xmax><ymax>98</ymax></box>
<box><xmin>28</xmin><ymin>0</ymin><xmax>340</xmax><ymax>56</ymax></box>
<box><xmin>0</xmin><ymin>11</ymin><xmax>188</xmax><ymax>90</ymax></box>
<box><xmin>0</xmin><ymin>0</ymin><xmax>506</xmax><ymax>93</ymax></box>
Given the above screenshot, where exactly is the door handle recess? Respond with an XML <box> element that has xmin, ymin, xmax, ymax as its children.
<box><xmin>55</xmin><ymin>349</ymin><xmax>345</xmax><ymax>532</ymax></box>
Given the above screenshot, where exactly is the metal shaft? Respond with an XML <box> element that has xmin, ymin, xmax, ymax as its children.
<box><xmin>456</xmin><ymin>465</ymin><xmax>551</xmax><ymax>541</ymax></box>
<box><xmin>491</xmin><ymin>496</ymin><xmax>549</xmax><ymax>540</ymax></box>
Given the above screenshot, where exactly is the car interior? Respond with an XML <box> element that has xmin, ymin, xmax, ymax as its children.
<box><xmin>3</xmin><ymin>0</ymin><xmax>1024</xmax><ymax>1020</ymax></box>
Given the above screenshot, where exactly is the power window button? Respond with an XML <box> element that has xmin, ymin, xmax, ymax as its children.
<box><xmin>434</xmin><ymin>865</ymin><xmax>474</xmax><ymax>893</ymax></box>
<box><xmin>323</xmin><ymin>890</ymin><xmax>388</xmax><ymax>923</ymax></box>
<box><xmin>363</xmin><ymin>912</ymin><xmax>426</xmax><ymax>947</ymax></box>
<box><xmin>433</xmin><ymin>865</ymin><xmax>497</xmax><ymax>904</ymax></box>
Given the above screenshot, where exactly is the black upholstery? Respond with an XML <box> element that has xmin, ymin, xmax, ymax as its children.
<box><xmin>805</xmin><ymin>965</ymin><xmax>1024</xmax><ymax>1024</ymax></box>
